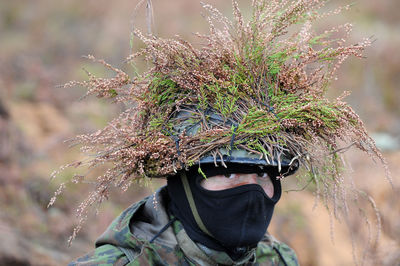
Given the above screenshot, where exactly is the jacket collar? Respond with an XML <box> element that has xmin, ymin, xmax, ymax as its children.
<box><xmin>95</xmin><ymin>187</ymin><xmax>177</xmax><ymax>250</ymax></box>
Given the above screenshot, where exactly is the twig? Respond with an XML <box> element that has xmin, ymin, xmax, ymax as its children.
<box><xmin>285</xmin><ymin>177</ymin><xmax>313</xmax><ymax>193</ymax></box>
<box><xmin>329</xmin><ymin>142</ymin><xmax>356</xmax><ymax>154</ymax></box>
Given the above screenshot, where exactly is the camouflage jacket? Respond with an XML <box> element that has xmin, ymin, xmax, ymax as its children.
<box><xmin>69</xmin><ymin>187</ymin><xmax>299</xmax><ymax>266</ymax></box>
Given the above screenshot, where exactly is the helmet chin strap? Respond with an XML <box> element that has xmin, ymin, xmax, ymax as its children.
<box><xmin>179</xmin><ymin>171</ymin><xmax>214</xmax><ymax>238</ymax></box>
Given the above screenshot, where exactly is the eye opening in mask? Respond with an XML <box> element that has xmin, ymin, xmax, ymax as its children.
<box><xmin>192</xmin><ymin>163</ymin><xmax>280</xmax><ymax>181</ymax></box>
<box><xmin>193</xmin><ymin>166</ymin><xmax>281</xmax><ymax>201</ymax></box>
<box><xmin>197</xmin><ymin>171</ymin><xmax>277</xmax><ymax>199</ymax></box>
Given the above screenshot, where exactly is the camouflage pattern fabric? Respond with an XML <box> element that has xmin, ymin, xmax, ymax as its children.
<box><xmin>69</xmin><ymin>187</ymin><xmax>298</xmax><ymax>266</ymax></box>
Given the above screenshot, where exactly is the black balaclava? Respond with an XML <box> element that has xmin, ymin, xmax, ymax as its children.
<box><xmin>167</xmin><ymin>163</ymin><xmax>282</xmax><ymax>259</ymax></box>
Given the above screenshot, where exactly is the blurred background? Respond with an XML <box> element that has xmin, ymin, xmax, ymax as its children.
<box><xmin>0</xmin><ymin>0</ymin><xmax>399</xmax><ymax>265</ymax></box>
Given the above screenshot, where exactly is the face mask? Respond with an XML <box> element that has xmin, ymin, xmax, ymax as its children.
<box><xmin>167</xmin><ymin>164</ymin><xmax>282</xmax><ymax>257</ymax></box>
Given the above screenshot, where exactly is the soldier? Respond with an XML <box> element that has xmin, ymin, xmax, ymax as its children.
<box><xmin>70</xmin><ymin>109</ymin><xmax>300</xmax><ymax>265</ymax></box>
<box><xmin>61</xmin><ymin>0</ymin><xmax>389</xmax><ymax>265</ymax></box>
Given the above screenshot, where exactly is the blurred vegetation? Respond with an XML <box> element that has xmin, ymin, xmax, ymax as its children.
<box><xmin>0</xmin><ymin>0</ymin><xmax>398</xmax><ymax>265</ymax></box>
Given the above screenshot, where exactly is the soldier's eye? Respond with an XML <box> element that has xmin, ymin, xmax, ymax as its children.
<box><xmin>224</xmin><ymin>174</ymin><xmax>235</xmax><ymax>179</ymax></box>
<box><xmin>257</xmin><ymin>172</ymin><xmax>268</xmax><ymax>178</ymax></box>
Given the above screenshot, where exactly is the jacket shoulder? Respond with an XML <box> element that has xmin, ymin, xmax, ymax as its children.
<box><xmin>256</xmin><ymin>235</ymin><xmax>299</xmax><ymax>266</ymax></box>
<box><xmin>69</xmin><ymin>244</ymin><xmax>129</xmax><ymax>266</ymax></box>
<box><xmin>69</xmin><ymin>199</ymin><xmax>148</xmax><ymax>266</ymax></box>
<box><xmin>71</xmin><ymin>242</ymin><xmax>188</xmax><ymax>266</ymax></box>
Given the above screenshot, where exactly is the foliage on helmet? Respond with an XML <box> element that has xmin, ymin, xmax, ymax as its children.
<box><xmin>53</xmin><ymin>0</ymin><xmax>391</xmax><ymax>243</ymax></box>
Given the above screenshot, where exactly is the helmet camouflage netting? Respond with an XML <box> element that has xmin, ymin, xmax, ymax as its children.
<box><xmin>52</xmin><ymin>0</ymin><xmax>391</xmax><ymax>243</ymax></box>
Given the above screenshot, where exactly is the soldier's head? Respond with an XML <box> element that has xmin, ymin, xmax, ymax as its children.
<box><xmin>166</xmin><ymin>107</ymin><xmax>299</xmax><ymax>258</ymax></box>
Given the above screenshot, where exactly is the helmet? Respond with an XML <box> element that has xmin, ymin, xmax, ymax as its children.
<box><xmin>170</xmin><ymin>106</ymin><xmax>299</xmax><ymax>177</ymax></box>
